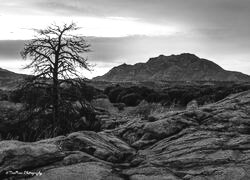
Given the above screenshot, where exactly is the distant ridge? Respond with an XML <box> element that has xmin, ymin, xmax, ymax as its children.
<box><xmin>0</xmin><ymin>67</ymin><xmax>27</xmax><ymax>90</ymax></box>
<box><xmin>93</xmin><ymin>53</ymin><xmax>250</xmax><ymax>82</ymax></box>
<box><xmin>0</xmin><ymin>68</ymin><xmax>24</xmax><ymax>78</ymax></box>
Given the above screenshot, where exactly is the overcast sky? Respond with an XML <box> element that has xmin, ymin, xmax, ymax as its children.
<box><xmin>0</xmin><ymin>0</ymin><xmax>250</xmax><ymax>78</ymax></box>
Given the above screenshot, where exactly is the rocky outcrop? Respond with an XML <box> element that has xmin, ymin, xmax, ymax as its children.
<box><xmin>119</xmin><ymin>91</ymin><xmax>250</xmax><ymax>179</ymax></box>
<box><xmin>1</xmin><ymin>90</ymin><xmax>250</xmax><ymax>180</ymax></box>
<box><xmin>93</xmin><ymin>53</ymin><xmax>250</xmax><ymax>82</ymax></box>
<box><xmin>31</xmin><ymin>162</ymin><xmax>123</xmax><ymax>180</ymax></box>
<box><xmin>0</xmin><ymin>131</ymin><xmax>134</xmax><ymax>179</ymax></box>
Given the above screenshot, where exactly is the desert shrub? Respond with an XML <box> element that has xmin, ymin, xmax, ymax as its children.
<box><xmin>0</xmin><ymin>80</ymin><xmax>102</xmax><ymax>142</ymax></box>
<box><xmin>0</xmin><ymin>90</ymin><xmax>8</xmax><ymax>101</ymax></box>
<box><xmin>94</xmin><ymin>94</ymin><xmax>108</xmax><ymax>99</ymax></box>
<box><xmin>105</xmin><ymin>85</ymin><xmax>157</xmax><ymax>105</ymax></box>
<box><xmin>61</xmin><ymin>81</ymin><xmax>102</xmax><ymax>102</ymax></box>
<box><xmin>104</xmin><ymin>82</ymin><xmax>250</xmax><ymax>108</ymax></box>
<box><xmin>113</xmin><ymin>103</ymin><xmax>126</xmax><ymax>111</ymax></box>
<box><xmin>130</xmin><ymin>100</ymin><xmax>153</xmax><ymax>118</ymax></box>
<box><xmin>0</xmin><ymin>99</ymin><xmax>100</xmax><ymax>142</ymax></box>
<box><xmin>0</xmin><ymin>101</ymin><xmax>28</xmax><ymax>140</ymax></box>
<box><xmin>23</xmin><ymin>87</ymin><xmax>51</xmax><ymax>109</ymax></box>
<box><xmin>130</xmin><ymin>100</ymin><xmax>168</xmax><ymax>119</ymax></box>
<box><xmin>91</xmin><ymin>98</ymin><xmax>116</xmax><ymax>113</ymax></box>
<box><xmin>108</xmin><ymin>86</ymin><xmax>124</xmax><ymax>103</ymax></box>
<box><xmin>104</xmin><ymin>85</ymin><xmax>116</xmax><ymax>95</ymax></box>
<box><xmin>9</xmin><ymin>89</ymin><xmax>24</xmax><ymax>103</ymax></box>
<box><xmin>146</xmin><ymin>92</ymin><xmax>161</xmax><ymax>103</ymax></box>
<box><xmin>79</xmin><ymin>83</ymin><xmax>102</xmax><ymax>101</ymax></box>
<box><xmin>167</xmin><ymin>89</ymin><xmax>184</xmax><ymax>102</ymax></box>
<box><xmin>181</xmin><ymin>90</ymin><xmax>201</xmax><ymax>105</ymax></box>
<box><xmin>120</xmin><ymin>93</ymin><xmax>142</xmax><ymax>106</ymax></box>
<box><xmin>139</xmin><ymin>86</ymin><xmax>154</xmax><ymax>99</ymax></box>
<box><xmin>116</xmin><ymin>89</ymin><xmax>132</xmax><ymax>102</ymax></box>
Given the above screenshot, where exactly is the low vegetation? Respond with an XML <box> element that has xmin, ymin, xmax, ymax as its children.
<box><xmin>0</xmin><ymin>79</ymin><xmax>102</xmax><ymax>142</ymax></box>
<box><xmin>104</xmin><ymin>82</ymin><xmax>250</xmax><ymax>107</ymax></box>
<box><xmin>1</xmin><ymin>80</ymin><xmax>250</xmax><ymax>142</ymax></box>
<box><xmin>128</xmin><ymin>100</ymin><xmax>171</xmax><ymax>120</ymax></box>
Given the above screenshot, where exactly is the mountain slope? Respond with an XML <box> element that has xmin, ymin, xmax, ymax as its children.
<box><xmin>93</xmin><ymin>53</ymin><xmax>250</xmax><ymax>82</ymax></box>
<box><xmin>0</xmin><ymin>68</ymin><xmax>24</xmax><ymax>78</ymax></box>
<box><xmin>0</xmin><ymin>68</ymin><xmax>27</xmax><ymax>90</ymax></box>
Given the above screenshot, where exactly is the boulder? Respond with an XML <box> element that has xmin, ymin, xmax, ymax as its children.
<box><xmin>61</xmin><ymin>131</ymin><xmax>135</xmax><ymax>163</ymax></box>
<box><xmin>91</xmin><ymin>98</ymin><xmax>117</xmax><ymax>114</ymax></box>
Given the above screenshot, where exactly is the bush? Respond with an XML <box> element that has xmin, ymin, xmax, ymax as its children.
<box><xmin>9</xmin><ymin>89</ymin><xmax>24</xmax><ymax>103</ymax></box>
<box><xmin>94</xmin><ymin>94</ymin><xmax>108</xmax><ymax>99</ymax></box>
<box><xmin>121</xmin><ymin>93</ymin><xmax>142</xmax><ymax>106</ymax></box>
<box><xmin>104</xmin><ymin>82</ymin><xmax>250</xmax><ymax>107</ymax></box>
<box><xmin>61</xmin><ymin>82</ymin><xmax>102</xmax><ymax>102</ymax></box>
<box><xmin>108</xmin><ymin>86</ymin><xmax>124</xmax><ymax>103</ymax></box>
<box><xmin>0</xmin><ymin>90</ymin><xmax>8</xmax><ymax>101</ymax></box>
<box><xmin>0</xmin><ymin>80</ymin><xmax>102</xmax><ymax>142</ymax></box>
<box><xmin>113</xmin><ymin>103</ymin><xmax>126</xmax><ymax>111</ymax></box>
<box><xmin>130</xmin><ymin>100</ymin><xmax>168</xmax><ymax>119</ymax></box>
<box><xmin>146</xmin><ymin>92</ymin><xmax>161</xmax><ymax>103</ymax></box>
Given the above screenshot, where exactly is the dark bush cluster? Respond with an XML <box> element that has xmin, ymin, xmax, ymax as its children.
<box><xmin>1</xmin><ymin>80</ymin><xmax>103</xmax><ymax>142</ymax></box>
<box><xmin>0</xmin><ymin>90</ymin><xmax>9</xmax><ymax>101</ymax></box>
<box><xmin>104</xmin><ymin>85</ymin><xmax>154</xmax><ymax>106</ymax></box>
<box><xmin>104</xmin><ymin>83</ymin><xmax>250</xmax><ymax>107</ymax></box>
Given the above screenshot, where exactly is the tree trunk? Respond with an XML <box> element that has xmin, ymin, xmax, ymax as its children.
<box><xmin>52</xmin><ymin>78</ymin><xmax>59</xmax><ymax>127</ymax></box>
<box><xmin>52</xmin><ymin>60</ymin><xmax>59</xmax><ymax>134</ymax></box>
<box><xmin>53</xmin><ymin>34</ymin><xmax>62</xmax><ymax>136</ymax></box>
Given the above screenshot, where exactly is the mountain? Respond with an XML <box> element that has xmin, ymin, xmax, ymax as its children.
<box><xmin>0</xmin><ymin>68</ymin><xmax>24</xmax><ymax>78</ymax></box>
<box><xmin>0</xmin><ymin>68</ymin><xmax>27</xmax><ymax>90</ymax></box>
<box><xmin>93</xmin><ymin>53</ymin><xmax>250</xmax><ymax>82</ymax></box>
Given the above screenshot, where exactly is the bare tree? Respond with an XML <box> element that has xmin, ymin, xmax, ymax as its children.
<box><xmin>21</xmin><ymin>23</ymin><xmax>91</xmax><ymax>128</ymax></box>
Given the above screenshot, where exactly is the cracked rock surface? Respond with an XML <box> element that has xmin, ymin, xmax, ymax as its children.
<box><xmin>1</xmin><ymin>91</ymin><xmax>250</xmax><ymax>180</ymax></box>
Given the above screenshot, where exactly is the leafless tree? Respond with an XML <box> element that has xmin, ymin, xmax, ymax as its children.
<box><xmin>21</xmin><ymin>23</ymin><xmax>91</xmax><ymax>128</ymax></box>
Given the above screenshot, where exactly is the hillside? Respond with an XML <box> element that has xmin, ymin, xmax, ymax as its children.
<box><xmin>0</xmin><ymin>68</ymin><xmax>27</xmax><ymax>90</ymax></box>
<box><xmin>93</xmin><ymin>53</ymin><xmax>250</xmax><ymax>82</ymax></box>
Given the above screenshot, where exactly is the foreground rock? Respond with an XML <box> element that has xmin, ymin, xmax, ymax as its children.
<box><xmin>1</xmin><ymin>90</ymin><xmax>250</xmax><ymax>180</ymax></box>
<box><xmin>0</xmin><ymin>131</ymin><xmax>134</xmax><ymax>179</ymax></box>
<box><xmin>119</xmin><ymin>90</ymin><xmax>250</xmax><ymax>179</ymax></box>
<box><xmin>31</xmin><ymin>162</ymin><xmax>123</xmax><ymax>180</ymax></box>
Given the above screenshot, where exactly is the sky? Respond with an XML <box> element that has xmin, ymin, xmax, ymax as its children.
<box><xmin>0</xmin><ymin>0</ymin><xmax>250</xmax><ymax>78</ymax></box>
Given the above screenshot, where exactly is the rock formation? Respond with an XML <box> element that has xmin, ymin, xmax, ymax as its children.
<box><xmin>93</xmin><ymin>53</ymin><xmax>250</xmax><ymax>82</ymax></box>
<box><xmin>1</xmin><ymin>90</ymin><xmax>250</xmax><ymax>179</ymax></box>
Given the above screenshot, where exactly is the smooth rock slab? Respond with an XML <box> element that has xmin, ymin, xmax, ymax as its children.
<box><xmin>61</xmin><ymin>131</ymin><xmax>135</xmax><ymax>162</ymax></box>
<box><xmin>0</xmin><ymin>140</ymin><xmax>65</xmax><ymax>175</ymax></box>
<box><xmin>0</xmin><ymin>131</ymin><xmax>134</xmax><ymax>179</ymax></box>
<box><xmin>30</xmin><ymin>162</ymin><xmax>123</xmax><ymax>180</ymax></box>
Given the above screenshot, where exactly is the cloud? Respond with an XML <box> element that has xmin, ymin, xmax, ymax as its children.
<box><xmin>0</xmin><ymin>40</ymin><xmax>25</xmax><ymax>59</ymax></box>
<box><xmin>1</xmin><ymin>34</ymin><xmax>250</xmax><ymax>78</ymax></box>
<box><xmin>0</xmin><ymin>0</ymin><xmax>250</xmax><ymax>77</ymax></box>
<box><xmin>2</xmin><ymin>0</ymin><xmax>250</xmax><ymax>41</ymax></box>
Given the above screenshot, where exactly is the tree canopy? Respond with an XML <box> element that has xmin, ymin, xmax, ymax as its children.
<box><xmin>21</xmin><ymin>22</ymin><xmax>91</xmax><ymax>80</ymax></box>
<box><xmin>21</xmin><ymin>23</ymin><xmax>91</xmax><ymax>132</ymax></box>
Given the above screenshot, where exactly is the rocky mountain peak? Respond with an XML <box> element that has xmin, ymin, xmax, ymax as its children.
<box><xmin>93</xmin><ymin>53</ymin><xmax>250</xmax><ymax>82</ymax></box>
